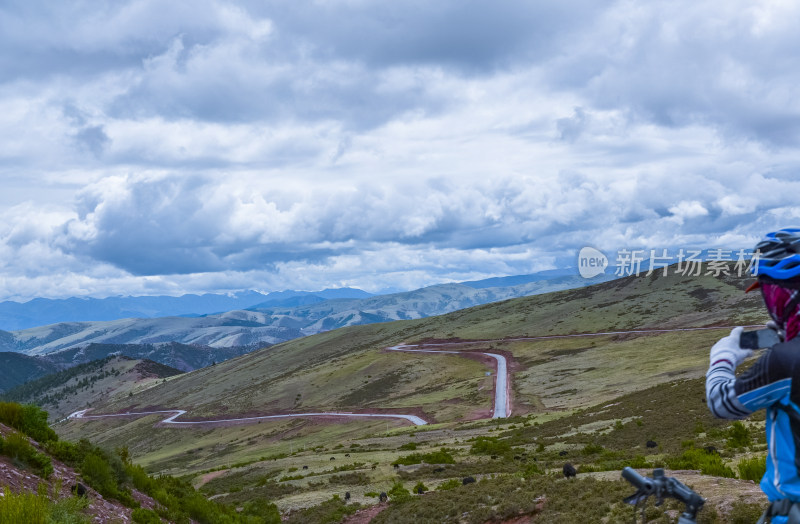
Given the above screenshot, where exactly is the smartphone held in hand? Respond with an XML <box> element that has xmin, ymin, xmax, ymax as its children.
<box><xmin>740</xmin><ymin>328</ymin><xmax>781</xmax><ymax>350</ymax></box>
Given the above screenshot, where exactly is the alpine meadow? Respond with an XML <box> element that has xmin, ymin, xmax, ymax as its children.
<box><xmin>7</xmin><ymin>265</ymin><xmax>768</xmax><ymax>522</ymax></box>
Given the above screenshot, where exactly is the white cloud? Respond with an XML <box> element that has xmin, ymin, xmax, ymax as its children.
<box><xmin>668</xmin><ymin>201</ymin><xmax>710</xmax><ymax>224</ymax></box>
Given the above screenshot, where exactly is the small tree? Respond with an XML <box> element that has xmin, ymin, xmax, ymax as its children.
<box><xmin>388</xmin><ymin>482</ymin><xmax>411</xmax><ymax>502</ymax></box>
<box><xmin>727</xmin><ymin>421</ymin><xmax>751</xmax><ymax>449</ymax></box>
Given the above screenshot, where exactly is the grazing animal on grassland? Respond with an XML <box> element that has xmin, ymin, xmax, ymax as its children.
<box><xmin>563</xmin><ymin>463</ymin><xmax>577</xmax><ymax>479</ymax></box>
<box><xmin>462</xmin><ymin>476</ymin><xmax>476</xmax><ymax>485</ymax></box>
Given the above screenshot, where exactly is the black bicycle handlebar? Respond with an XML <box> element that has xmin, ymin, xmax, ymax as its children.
<box><xmin>621</xmin><ymin>467</ymin><xmax>705</xmax><ymax>524</ymax></box>
<box><xmin>621</xmin><ymin>466</ymin><xmax>653</xmax><ymax>492</ymax></box>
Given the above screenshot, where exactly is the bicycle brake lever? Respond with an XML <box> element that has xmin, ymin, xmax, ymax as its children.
<box><xmin>624</xmin><ymin>489</ymin><xmax>649</xmax><ymax>505</ymax></box>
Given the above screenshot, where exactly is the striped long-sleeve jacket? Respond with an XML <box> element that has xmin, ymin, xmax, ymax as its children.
<box><xmin>706</xmin><ymin>339</ymin><xmax>800</xmax><ymax>502</ymax></box>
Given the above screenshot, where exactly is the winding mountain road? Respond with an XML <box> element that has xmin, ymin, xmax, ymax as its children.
<box><xmin>67</xmin><ymin>325</ymin><xmax>749</xmax><ymax>429</ymax></box>
<box><xmin>387</xmin><ymin>344</ymin><xmax>510</xmax><ymax>418</ymax></box>
<box><xmin>68</xmin><ymin>409</ymin><xmax>428</xmax><ymax>426</ymax></box>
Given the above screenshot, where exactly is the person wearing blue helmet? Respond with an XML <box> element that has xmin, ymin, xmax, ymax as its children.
<box><xmin>707</xmin><ymin>228</ymin><xmax>800</xmax><ymax>523</ymax></box>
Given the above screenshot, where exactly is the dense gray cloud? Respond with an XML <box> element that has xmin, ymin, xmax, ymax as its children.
<box><xmin>249</xmin><ymin>1</ymin><xmax>605</xmax><ymax>71</ymax></box>
<box><xmin>547</xmin><ymin>2</ymin><xmax>800</xmax><ymax>146</ymax></box>
<box><xmin>1</xmin><ymin>0</ymin><xmax>800</xmax><ymax>300</ymax></box>
<box><xmin>45</xmin><ymin>171</ymin><xmax>800</xmax><ymax>276</ymax></box>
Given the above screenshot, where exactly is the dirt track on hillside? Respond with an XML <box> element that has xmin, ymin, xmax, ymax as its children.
<box><xmin>339</xmin><ymin>503</ymin><xmax>388</xmax><ymax>524</ymax></box>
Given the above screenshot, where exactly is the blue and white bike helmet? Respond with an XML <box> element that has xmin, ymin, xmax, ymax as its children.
<box><xmin>753</xmin><ymin>228</ymin><xmax>800</xmax><ymax>280</ymax></box>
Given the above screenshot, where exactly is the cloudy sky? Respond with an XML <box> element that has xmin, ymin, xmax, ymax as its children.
<box><xmin>1</xmin><ymin>0</ymin><xmax>800</xmax><ymax>301</ymax></box>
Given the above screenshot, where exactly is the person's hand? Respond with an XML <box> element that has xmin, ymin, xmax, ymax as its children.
<box><xmin>709</xmin><ymin>327</ymin><xmax>752</xmax><ymax>368</ymax></box>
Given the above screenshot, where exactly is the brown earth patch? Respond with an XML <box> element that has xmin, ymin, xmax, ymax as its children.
<box><xmin>462</xmin><ymin>407</ymin><xmax>494</xmax><ymax>421</ymax></box>
<box><xmin>338</xmin><ymin>502</ymin><xmax>388</xmax><ymax>524</ymax></box>
<box><xmin>194</xmin><ymin>468</ymin><xmax>228</xmax><ymax>489</ymax></box>
<box><xmin>492</xmin><ymin>514</ymin><xmax>536</xmax><ymax>524</ymax></box>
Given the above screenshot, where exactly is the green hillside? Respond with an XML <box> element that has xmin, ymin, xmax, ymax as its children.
<box><xmin>43</xmin><ymin>342</ymin><xmax>258</xmax><ymax>372</ymax></box>
<box><xmin>213</xmin><ymin>375</ymin><xmax>767</xmax><ymax>522</ymax></box>
<box><xmin>60</xmin><ymin>268</ymin><xmax>764</xmax><ymax>436</ymax></box>
<box><xmin>68</xmin><ymin>266</ymin><xmax>763</xmax><ymax>420</ymax></box>
<box><xmin>0</xmin><ymin>401</ymin><xmax>282</xmax><ymax>523</ymax></box>
<box><xmin>53</xmin><ymin>266</ymin><xmax>773</xmax><ymax>521</ymax></box>
<box><xmin>3</xmin><ymin>356</ymin><xmax>183</xmax><ymax>421</ymax></box>
<box><xmin>0</xmin><ymin>352</ymin><xmax>59</xmax><ymax>393</ymax></box>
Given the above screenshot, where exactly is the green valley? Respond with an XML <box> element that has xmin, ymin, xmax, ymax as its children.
<box><xmin>22</xmin><ymin>267</ymin><xmax>777</xmax><ymax>522</ymax></box>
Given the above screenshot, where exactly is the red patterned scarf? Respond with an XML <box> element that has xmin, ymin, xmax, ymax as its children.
<box><xmin>761</xmin><ymin>282</ymin><xmax>800</xmax><ymax>341</ymax></box>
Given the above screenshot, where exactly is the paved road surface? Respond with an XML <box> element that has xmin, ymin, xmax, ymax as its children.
<box><xmin>68</xmin><ymin>408</ymin><xmax>428</xmax><ymax>426</ymax></box>
<box><xmin>387</xmin><ymin>344</ymin><xmax>509</xmax><ymax>418</ymax></box>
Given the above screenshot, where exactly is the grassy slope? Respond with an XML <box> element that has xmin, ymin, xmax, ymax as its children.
<box><xmin>0</xmin><ymin>352</ymin><xmax>59</xmax><ymax>392</ymax></box>
<box><xmin>170</xmin><ymin>371</ymin><xmax>767</xmax><ymax>521</ymax></box>
<box><xmin>75</xmin><ymin>267</ymin><xmax>763</xmax><ymax>418</ymax></box>
<box><xmin>5</xmin><ymin>356</ymin><xmax>183</xmax><ymax>421</ymax></box>
<box><xmin>55</xmin><ymin>266</ymin><xmax>772</xmax><ymax>520</ymax></box>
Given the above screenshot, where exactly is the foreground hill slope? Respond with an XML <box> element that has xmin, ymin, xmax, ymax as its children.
<box><xmin>0</xmin><ymin>403</ymin><xmax>280</xmax><ymax>523</ymax></box>
<box><xmin>0</xmin><ymin>418</ymin><xmax>163</xmax><ymax>522</ymax></box>
<box><xmin>7</xmin><ymin>385</ymin><xmax>769</xmax><ymax>523</ymax></box>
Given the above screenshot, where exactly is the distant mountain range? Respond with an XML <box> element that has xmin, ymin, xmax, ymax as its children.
<box><xmin>0</xmin><ymin>288</ymin><xmax>373</xmax><ymax>331</ymax></box>
<box><xmin>458</xmin><ymin>268</ymin><xmax>578</xmax><ymax>289</ymax></box>
<box><xmin>1</xmin><ymin>270</ymin><xmax>614</xmax><ymax>363</ymax></box>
